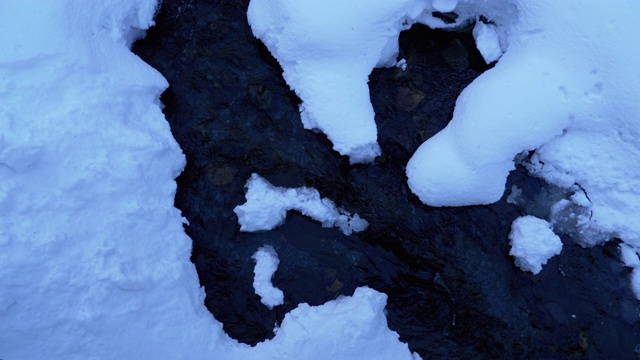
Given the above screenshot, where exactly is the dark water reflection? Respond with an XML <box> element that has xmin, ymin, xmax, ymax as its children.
<box><xmin>134</xmin><ymin>1</ymin><xmax>640</xmax><ymax>358</ymax></box>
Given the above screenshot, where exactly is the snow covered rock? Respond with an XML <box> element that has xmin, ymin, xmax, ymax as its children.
<box><xmin>406</xmin><ymin>1</ymin><xmax>640</xmax><ymax>249</ymax></box>
<box><xmin>252</xmin><ymin>246</ymin><xmax>285</xmax><ymax>309</ymax></box>
<box><xmin>509</xmin><ymin>216</ymin><xmax>562</xmax><ymax>275</ymax></box>
<box><xmin>234</xmin><ymin>173</ymin><xmax>368</xmax><ymax>235</ymax></box>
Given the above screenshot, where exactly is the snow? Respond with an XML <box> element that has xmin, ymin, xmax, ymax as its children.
<box><xmin>472</xmin><ymin>21</ymin><xmax>503</xmax><ymax>64</ymax></box>
<box><xmin>407</xmin><ymin>1</ymin><xmax>640</xmax><ymax>248</ymax></box>
<box><xmin>234</xmin><ymin>173</ymin><xmax>369</xmax><ymax>235</ymax></box>
<box><xmin>620</xmin><ymin>243</ymin><xmax>640</xmax><ymax>268</ymax></box>
<box><xmin>247</xmin><ymin>0</ymin><xmax>430</xmax><ymax>163</ymax></box>
<box><xmin>254</xmin><ymin>287</ymin><xmax>421</xmax><ymax>360</ymax></box>
<box><xmin>5</xmin><ymin>0</ymin><xmax>640</xmax><ymax>356</ymax></box>
<box><xmin>432</xmin><ymin>0</ymin><xmax>458</xmax><ymax>13</ymax></box>
<box><xmin>252</xmin><ymin>246</ymin><xmax>285</xmax><ymax>309</ymax></box>
<box><xmin>509</xmin><ymin>216</ymin><xmax>563</xmax><ymax>275</ymax></box>
<box><xmin>248</xmin><ymin>0</ymin><xmax>640</xmax><ymax>295</ymax></box>
<box><xmin>0</xmin><ymin>1</ymin><xmax>418</xmax><ymax>359</ymax></box>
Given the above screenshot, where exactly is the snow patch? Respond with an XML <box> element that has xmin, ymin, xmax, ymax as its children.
<box><xmin>234</xmin><ymin>173</ymin><xmax>368</xmax><ymax>235</ymax></box>
<box><xmin>252</xmin><ymin>245</ymin><xmax>285</xmax><ymax>309</ymax></box>
<box><xmin>509</xmin><ymin>216</ymin><xmax>563</xmax><ymax>275</ymax></box>
<box><xmin>472</xmin><ymin>21</ymin><xmax>503</xmax><ymax>64</ymax></box>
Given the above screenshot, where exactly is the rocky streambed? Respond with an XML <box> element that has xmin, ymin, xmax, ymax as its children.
<box><xmin>133</xmin><ymin>1</ymin><xmax>640</xmax><ymax>358</ymax></box>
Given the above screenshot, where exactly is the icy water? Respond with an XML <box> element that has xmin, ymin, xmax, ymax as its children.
<box><xmin>133</xmin><ymin>1</ymin><xmax>640</xmax><ymax>358</ymax></box>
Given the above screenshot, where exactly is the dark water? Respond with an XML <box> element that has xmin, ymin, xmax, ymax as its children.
<box><xmin>133</xmin><ymin>1</ymin><xmax>640</xmax><ymax>358</ymax></box>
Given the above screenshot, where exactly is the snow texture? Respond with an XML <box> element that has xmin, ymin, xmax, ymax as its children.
<box><xmin>249</xmin><ymin>0</ymin><xmax>640</xmax><ymax>296</ymax></box>
<box><xmin>0</xmin><ymin>1</ymin><xmax>419</xmax><ymax>359</ymax></box>
<box><xmin>509</xmin><ymin>216</ymin><xmax>563</xmax><ymax>275</ymax></box>
<box><xmin>472</xmin><ymin>21</ymin><xmax>503</xmax><ymax>64</ymax></box>
<box><xmin>253</xmin><ymin>287</ymin><xmax>421</xmax><ymax>360</ymax></box>
<box><xmin>407</xmin><ymin>1</ymin><xmax>640</xmax><ymax>254</ymax></box>
<box><xmin>234</xmin><ymin>173</ymin><xmax>369</xmax><ymax>235</ymax></box>
<box><xmin>252</xmin><ymin>246</ymin><xmax>285</xmax><ymax>309</ymax></box>
<box><xmin>247</xmin><ymin>0</ymin><xmax>430</xmax><ymax>163</ymax></box>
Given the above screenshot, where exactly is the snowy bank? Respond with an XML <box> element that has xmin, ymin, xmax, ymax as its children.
<box><xmin>0</xmin><ymin>1</ymin><xmax>225</xmax><ymax>358</ymax></box>
<box><xmin>247</xmin><ymin>0</ymin><xmax>427</xmax><ymax>163</ymax></box>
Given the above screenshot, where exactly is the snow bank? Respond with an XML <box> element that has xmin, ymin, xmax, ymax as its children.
<box><xmin>234</xmin><ymin>173</ymin><xmax>368</xmax><ymax>235</ymax></box>
<box><xmin>248</xmin><ymin>0</ymin><xmax>640</xmax><ymax>296</ymax></box>
<box><xmin>247</xmin><ymin>0</ymin><xmax>429</xmax><ymax>163</ymax></box>
<box><xmin>406</xmin><ymin>0</ymin><xmax>640</xmax><ymax>291</ymax></box>
<box><xmin>252</xmin><ymin>246</ymin><xmax>285</xmax><ymax>309</ymax></box>
<box><xmin>0</xmin><ymin>1</ymin><xmax>228</xmax><ymax>358</ymax></box>
<box><xmin>0</xmin><ymin>1</ymin><xmax>417</xmax><ymax>359</ymax></box>
<box><xmin>408</xmin><ymin>1</ymin><xmax>640</xmax><ymax>238</ymax></box>
<box><xmin>509</xmin><ymin>216</ymin><xmax>563</xmax><ymax>275</ymax></box>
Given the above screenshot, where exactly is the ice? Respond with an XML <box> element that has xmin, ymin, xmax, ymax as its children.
<box><xmin>252</xmin><ymin>245</ymin><xmax>285</xmax><ymax>309</ymax></box>
<box><xmin>234</xmin><ymin>173</ymin><xmax>368</xmax><ymax>235</ymax></box>
<box><xmin>509</xmin><ymin>216</ymin><xmax>563</xmax><ymax>275</ymax></box>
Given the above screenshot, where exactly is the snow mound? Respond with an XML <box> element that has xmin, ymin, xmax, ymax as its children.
<box><xmin>234</xmin><ymin>173</ymin><xmax>368</xmax><ymax>235</ymax></box>
<box><xmin>509</xmin><ymin>216</ymin><xmax>563</xmax><ymax>275</ymax></box>
<box><xmin>472</xmin><ymin>21</ymin><xmax>503</xmax><ymax>64</ymax></box>
<box><xmin>252</xmin><ymin>245</ymin><xmax>285</xmax><ymax>309</ymax></box>
<box><xmin>253</xmin><ymin>287</ymin><xmax>421</xmax><ymax>360</ymax></box>
<box><xmin>247</xmin><ymin>0</ymin><xmax>430</xmax><ymax>163</ymax></box>
<box><xmin>407</xmin><ymin>1</ymin><xmax>640</xmax><ymax>245</ymax></box>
